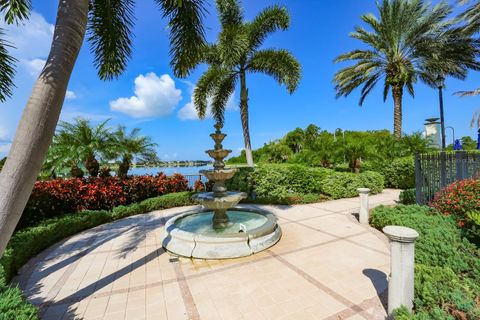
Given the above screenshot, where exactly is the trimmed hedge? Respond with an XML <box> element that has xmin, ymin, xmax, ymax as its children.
<box><xmin>321</xmin><ymin>171</ymin><xmax>384</xmax><ymax>199</ymax></box>
<box><xmin>370</xmin><ymin>205</ymin><xmax>480</xmax><ymax>319</ymax></box>
<box><xmin>21</xmin><ymin>174</ymin><xmax>189</xmax><ymax>229</ymax></box>
<box><xmin>0</xmin><ymin>192</ymin><xmax>195</xmax><ymax>319</ymax></box>
<box><xmin>363</xmin><ymin>157</ymin><xmax>415</xmax><ymax>189</ymax></box>
<box><xmin>226</xmin><ymin>164</ymin><xmax>384</xmax><ymax>202</ymax></box>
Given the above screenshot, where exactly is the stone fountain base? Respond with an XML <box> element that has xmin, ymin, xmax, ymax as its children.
<box><xmin>162</xmin><ymin>208</ymin><xmax>282</xmax><ymax>259</ymax></box>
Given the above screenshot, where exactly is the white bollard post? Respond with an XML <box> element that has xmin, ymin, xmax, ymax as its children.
<box><xmin>357</xmin><ymin>188</ymin><xmax>370</xmax><ymax>224</ymax></box>
<box><xmin>382</xmin><ymin>226</ymin><xmax>419</xmax><ymax>315</ymax></box>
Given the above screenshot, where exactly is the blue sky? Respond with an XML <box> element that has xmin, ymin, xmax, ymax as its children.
<box><xmin>0</xmin><ymin>0</ymin><xmax>479</xmax><ymax>160</ymax></box>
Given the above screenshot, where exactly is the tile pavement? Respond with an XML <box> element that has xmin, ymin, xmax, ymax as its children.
<box><xmin>15</xmin><ymin>189</ymin><xmax>400</xmax><ymax>320</ymax></box>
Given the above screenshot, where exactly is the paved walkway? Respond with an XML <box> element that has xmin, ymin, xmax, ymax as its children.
<box><xmin>15</xmin><ymin>189</ymin><xmax>400</xmax><ymax>320</ymax></box>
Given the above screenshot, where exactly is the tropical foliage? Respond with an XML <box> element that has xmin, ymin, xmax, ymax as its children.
<box><xmin>334</xmin><ymin>0</ymin><xmax>480</xmax><ymax>138</ymax></box>
<box><xmin>42</xmin><ymin>119</ymin><xmax>158</xmax><ymax>178</ymax></box>
<box><xmin>371</xmin><ymin>205</ymin><xmax>480</xmax><ymax>319</ymax></box>
<box><xmin>20</xmin><ymin>173</ymin><xmax>188</xmax><ymax>229</ymax></box>
<box><xmin>194</xmin><ymin>0</ymin><xmax>301</xmax><ymax>166</ymax></box>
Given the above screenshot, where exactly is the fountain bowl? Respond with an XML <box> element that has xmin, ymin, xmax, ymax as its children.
<box><xmin>162</xmin><ymin>207</ymin><xmax>282</xmax><ymax>259</ymax></box>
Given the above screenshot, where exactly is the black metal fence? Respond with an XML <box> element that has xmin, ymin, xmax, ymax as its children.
<box><xmin>415</xmin><ymin>151</ymin><xmax>480</xmax><ymax>204</ymax></box>
<box><xmin>183</xmin><ymin>174</ymin><xmax>208</xmax><ymax>187</ymax></box>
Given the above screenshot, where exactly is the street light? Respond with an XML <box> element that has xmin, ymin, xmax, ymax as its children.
<box><xmin>445</xmin><ymin>126</ymin><xmax>455</xmax><ymax>147</ymax></box>
<box><xmin>436</xmin><ymin>74</ymin><xmax>446</xmax><ymax>150</ymax></box>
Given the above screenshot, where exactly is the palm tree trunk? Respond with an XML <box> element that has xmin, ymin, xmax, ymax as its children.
<box><xmin>392</xmin><ymin>86</ymin><xmax>403</xmax><ymax>139</ymax></box>
<box><xmin>240</xmin><ymin>70</ymin><xmax>254</xmax><ymax>167</ymax></box>
<box><xmin>0</xmin><ymin>0</ymin><xmax>89</xmax><ymax>257</ymax></box>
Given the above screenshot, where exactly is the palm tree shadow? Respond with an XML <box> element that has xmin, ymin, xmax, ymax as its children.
<box><xmin>19</xmin><ymin>210</ymin><xmax>182</xmax><ymax>319</ymax></box>
<box><xmin>362</xmin><ymin>268</ymin><xmax>388</xmax><ymax>313</ymax></box>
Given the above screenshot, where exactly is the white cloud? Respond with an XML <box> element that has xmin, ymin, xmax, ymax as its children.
<box><xmin>178</xmin><ymin>89</ymin><xmax>237</xmax><ymax>121</ymax></box>
<box><xmin>110</xmin><ymin>73</ymin><xmax>182</xmax><ymax>118</ymax></box>
<box><xmin>65</xmin><ymin>90</ymin><xmax>77</xmax><ymax>100</ymax></box>
<box><xmin>1</xmin><ymin>11</ymin><xmax>54</xmax><ymax>61</ymax></box>
<box><xmin>60</xmin><ymin>107</ymin><xmax>111</xmax><ymax>123</ymax></box>
<box><xmin>25</xmin><ymin>58</ymin><xmax>45</xmax><ymax>77</ymax></box>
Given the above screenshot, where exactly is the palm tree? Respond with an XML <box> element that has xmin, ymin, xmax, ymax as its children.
<box><xmin>0</xmin><ymin>0</ymin><xmax>207</xmax><ymax>256</ymax></box>
<box><xmin>113</xmin><ymin>126</ymin><xmax>158</xmax><ymax>178</ymax></box>
<box><xmin>194</xmin><ymin>0</ymin><xmax>301</xmax><ymax>167</ymax></box>
<box><xmin>54</xmin><ymin>118</ymin><xmax>114</xmax><ymax>177</ymax></box>
<box><xmin>334</xmin><ymin>0</ymin><xmax>458</xmax><ymax>139</ymax></box>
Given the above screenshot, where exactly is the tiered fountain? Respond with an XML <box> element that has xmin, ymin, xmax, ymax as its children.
<box><xmin>163</xmin><ymin>123</ymin><xmax>281</xmax><ymax>259</ymax></box>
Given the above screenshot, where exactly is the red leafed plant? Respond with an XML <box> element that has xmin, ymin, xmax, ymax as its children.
<box><xmin>20</xmin><ymin>174</ymin><xmax>189</xmax><ymax>229</ymax></box>
<box><xmin>430</xmin><ymin>179</ymin><xmax>480</xmax><ymax>219</ymax></box>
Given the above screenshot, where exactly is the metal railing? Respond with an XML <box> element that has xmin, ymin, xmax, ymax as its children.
<box><xmin>415</xmin><ymin>151</ymin><xmax>480</xmax><ymax>204</ymax></box>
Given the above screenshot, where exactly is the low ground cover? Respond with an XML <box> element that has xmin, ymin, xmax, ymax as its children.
<box><xmin>371</xmin><ymin>205</ymin><xmax>480</xmax><ymax>319</ymax></box>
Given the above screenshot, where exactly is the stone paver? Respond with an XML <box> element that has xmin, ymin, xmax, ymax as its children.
<box><xmin>15</xmin><ymin>189</ymin><xmax>400</xmax><ymax>320</ymax></box>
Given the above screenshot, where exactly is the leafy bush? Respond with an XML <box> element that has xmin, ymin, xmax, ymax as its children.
<box><xmin>21</xmin><ymin>173</ymin><xmax>189</xmax><ymax>229</ymax></box>
<box><xmin>370</xmin><ymin>205</ymin><xmax>480</xmax><ymax>319</ymax></box>
<box><xmin>321</xmin><ymin>171</ymin><xmax>384</xmax><ymax>199</ymax></box>
<box><xmin>430</xmin><ymin>179</ymin><xmax>480</xmax><ymax>218</ymax></box>
<box><xmin>364</xmin><ymin>157</ymin><xmax>415</xmax><ymax>189</ymax></box>
<box><xmin>400</xmin><ymin>189</ymin><xmax>416</xmax><ymax>204</ymax></box>
<box><xmin>0</xmin><ymin>284</ymin><xmax>38</xmax><ymax>320</ymax></box>
<box><xmin>227</xmin><ymin>164</ymin><xmax>384</xmax><ymax>202</ymax></box>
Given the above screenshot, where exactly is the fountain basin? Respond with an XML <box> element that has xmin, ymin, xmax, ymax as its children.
<box><xmin>162</xmin><ymin>208</ymin><xmax>282</xmax><ymax>259</ymax></box>
<box><xmin>193</xmin><ymin>191</ymin><xmax>247</xmax><ymax>210</ymax></box>
<box><xmin>200</xmin><ymin>168</ymin><xmax>239</xmax><ymax>181</ymax></box>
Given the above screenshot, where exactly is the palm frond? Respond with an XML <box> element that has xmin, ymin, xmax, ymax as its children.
<box><xmin>0</xmin><ymin>0</ymin><xmax>31</xmax><ymax>24</ymax></box>
<box><xmin>247</xmin><ymin>5</ymin><xmax>289</xmax><ymax>51</ymax></box>
<box><xmin>211</xmin><ymin>73</ymin><xmax>237</xmax><ymax>124</ymax></box>
<box><xmin>218</xmin><ymin>24</ymin><xmax>248</xmax><ymax>68</ymax></box>
<box><xmin>455</xmin><ymin>88</ymin><xmax>480</xmax><ymax>97</ymax></box>
<box><xmin>193</xmin><ymin>66</ymin><xmax>231</xmax><ymax>119</ymax></box>
<box><xmin>0</xmin><ymin>29</ymin><xmax>16</xmax><ymax>101</ymax></box>
<box><xmin>248</xmin><ymin>49</ymin><xmax>301</xmax><ymax>93</ymax></box>
<box><xmin>215</xmin><ymin>0</ymin><xmax>242</xmax><ymax>27</ymax></box>
<box><xmin>88</xmin><ymin>0</ymin><xmax>135</xmax><ymax>80</ymax></box>
<box><xmin>157</xmin><ymin>0</ymin><xmax>207</xmax><ymax>78</ymax></box>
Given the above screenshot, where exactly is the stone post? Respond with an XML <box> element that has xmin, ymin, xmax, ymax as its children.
<box><xmin>357</xmin><ymin>188</ymin><xmax>370</xmax><ymax>224</ymax></box>
<box><xmin>383</xmin><ymin>226</ymin><xmax>419</xmax><ymax>315</ymax></box>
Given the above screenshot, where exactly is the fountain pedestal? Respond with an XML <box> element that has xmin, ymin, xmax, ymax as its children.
<box><xmin>162</xmin><ymin>123</ymin><xmax>281</xmax><ymax>259</ymax></box>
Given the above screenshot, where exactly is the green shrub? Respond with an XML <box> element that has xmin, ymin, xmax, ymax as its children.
<box><xmin>400</xmin><ymin>188</ymin><xmax>416</xmax><ymax>204</ymax></box>
<box><xmin>364</xmin><ymin>157</ymin><xmax>415</xmax><ymax>189</ymax></box>
<box><xmin>322</xmin><ymin>171</ymin><xmax>384</xmax><ymax>199</ymax></box>
<box><xmin>370</xmin><ymin>205</ymin><xmax>480</xmax><ymax>318</ymax></box>
<box><xmin>0</xmin><ymin>285</ymin><xmax>38</xmax><ymax>320</ymax></box>
<box><xmin>227</xmin><ymin>164</ymin><xmax>384</xmax><ymax>202</ymax></box>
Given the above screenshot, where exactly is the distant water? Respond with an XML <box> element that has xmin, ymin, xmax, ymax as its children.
<box><xmin>129</xmin><ymin>165</ymin><xmax>212</xmax><ymax>177</ymax></box>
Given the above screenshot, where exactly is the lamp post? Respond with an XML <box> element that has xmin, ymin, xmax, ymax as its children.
<box><xmin>445</xmin><ymin>126</ymin><xmax>455</xmax><ymax>147</ymax></box>
<box><xmin>437</xmin><ymin>75</ymin><xmax>446</xmax><ymax>150</ymax></box>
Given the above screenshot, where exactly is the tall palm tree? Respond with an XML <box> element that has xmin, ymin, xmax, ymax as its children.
<box><xmin>194</xmin><ymin>0</ymin><xmax>301</xmax><ymax>167</ymax></box>
<box><xmin>0</xmin><ymin>0</ymin><xmax>207</xmax><ymax>256</ymax></box>
<box><xmin>113</xmin><ymin>126</ymin><xmax>158</xmax><ymax>178</ymax></box>
<box><xmin>54</xmin><ymin>118</ymin><xmax>115</xmax><ymax>177</ymax></box>
<box><xmin>334</xmin><ymin>0</ymin><xmax>458</xmax><ymax>139</ymax></box>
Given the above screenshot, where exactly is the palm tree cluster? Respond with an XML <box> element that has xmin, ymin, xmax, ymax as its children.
<box><xmin>193</xmin><ymin>0</ymin><xmax>301</xmax><ymax>167</ymax></box>
<box><xmin>43</xmin><ymin>119</ymin><xmax>157</xmax><ymax>179</ymax></box>
<box><xmin>334</xmin><ymin>0</ymin><xmax>480</xmax><ymax>138</ymax></box>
